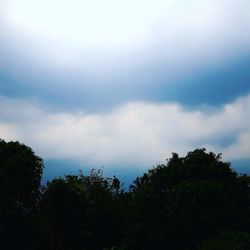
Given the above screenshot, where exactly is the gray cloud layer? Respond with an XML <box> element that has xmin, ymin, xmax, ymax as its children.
<box><xmin>0</xmin><ymin>1</ymin><xmax>250</xmax><ymax>172</ymax></box>
<box><xmin>0</xmin><ymin>0</ymin><xmax>250</xmax><ymax>111</ymax></box>
<box><xmin>1</xmin><ymin>94</ymin><xmax>250</xmax><ymax>169</ymax></box>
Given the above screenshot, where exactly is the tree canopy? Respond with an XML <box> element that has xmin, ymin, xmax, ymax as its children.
<box><xmin>0</xmin><ymin>140</ymin><xmax>249</xmax><ymax>250</ymax></box>
<box><xmin>0</xmin><ymin>139</ymin><xmax>43</xmax><ymax>249</ymax></box>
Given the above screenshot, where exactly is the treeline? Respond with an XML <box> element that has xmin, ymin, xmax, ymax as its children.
<box><xmin>0</xmin><ymin>139</ymin><xmax>250</xmax><ymax>250</ymax></box>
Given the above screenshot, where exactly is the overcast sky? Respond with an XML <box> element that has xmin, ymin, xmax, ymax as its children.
<box><xmin>0</xmin><ymin>0</ymin><xmax>250</xmax><ymax>181</ymax></box>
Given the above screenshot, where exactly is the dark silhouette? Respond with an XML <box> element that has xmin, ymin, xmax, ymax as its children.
<box><xmin>198</xmin><ymin>231</ymin><xmax>250</xmax><ymax>250</ymax></box>
<box><xmin>0</xmin><ymin>139</ymin><xmax>249</xmax><ymax>250</ymax></box>
<box><xmin>0</xmin><ymin>139</ymin><xmax>43</xmax><ymax>249</ymax></box>
<box><xmin>123</xmin><ymin>149</ymin><xmax>250</xmax><ymax>250</ymax></box>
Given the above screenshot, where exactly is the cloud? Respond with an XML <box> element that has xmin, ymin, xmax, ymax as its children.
<box><xmin>1</xmin><ymin>0</ymin><xmax>250</xmax><ymax>71</ymax></box>
<box><xmin>0</xmin><ymin>123</ymin><xmax>18</xmax><ymax>141</ymax></box>
<box><xmin>0</xmin><ymin>0</ymin><xmax>250</xmax><ymax>113</ymax></box>
<box><xmin>0</xmin><ymin>94</ymin><xmax>249</xmax><ymax>169</ymax></box>
<box><xmin>219</xmin><ymin>132</ymin><xmax>250</xmax><ymax>160</ymax></box>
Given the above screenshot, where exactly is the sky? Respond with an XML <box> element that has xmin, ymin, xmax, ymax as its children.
<box><xmin>0</xmin><ymin>0</ymin><xmax>250</xmax><ymax>184</ymax></box>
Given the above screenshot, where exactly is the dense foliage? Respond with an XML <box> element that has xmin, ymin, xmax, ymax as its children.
<box><xmin>0</xmin><ymin>139</ymin><xmax>43</xmax><ymax>249</ymax></box>
<box><xmin>0</xmin><ymin>139</ymin><xmax>249</xmax><ymax>250</ymax></box>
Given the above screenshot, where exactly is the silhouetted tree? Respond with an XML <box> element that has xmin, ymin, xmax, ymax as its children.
<box><xmin>1</xmin><ymin>140</ymin><xmax>250</xmax><ymax>250</ymax></box>
<box><xmin>120</xmin><ymin>149</ymin><xmax>250</xmax><ymax>250</ymax></box>
<box><xmin>0</xmin><ymin>139</ymin><xmax>43</xmax><ymax>249</ymax></box>
<box><xmin>40</xmin><ymin>176</ymin><xmax>90</xmax><ymax>250</ymax></box>
<box><xmin>40</xmin><ymin>170</ymin><xmax>125</xmax><ymax>250</ymax></box>
<box><xmin>80</xmin><ymin>170</ymin><xmax>124</xmax><ymax>250</ymax></box>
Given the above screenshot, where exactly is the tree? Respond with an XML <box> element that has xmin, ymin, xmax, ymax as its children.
<box><xmin>0</xmin><ymin>139</ymin><xmax>44</xmax><ymax>249</ymax></box>
<box><xmin>121</xmin><ymin>149</ymin><xmax>250</xmax><ymax>250</ymax></box>
<box><xmin>40</xmin><ymin>170</ymin><xmax>125</xmax><ymax>250</ymax></box>
<box><xmin>1</xmin><ymin>140</ymin><xmax>249</xmax><ymax>250</ymax></box>
<box><xmin>40</xmin><ymin>176</ymin><xmax>90</xmax><ymax>250</ymax></box>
